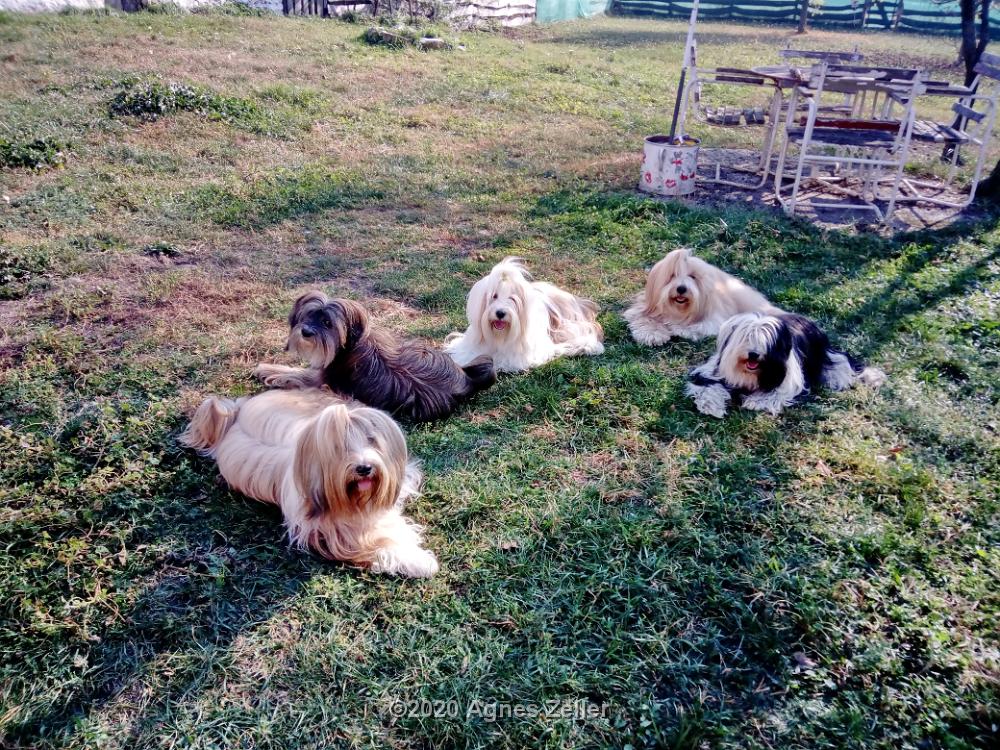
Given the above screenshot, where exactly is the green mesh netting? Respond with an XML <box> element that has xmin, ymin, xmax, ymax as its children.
<box><xmin>536</xmin><ymin>0</ymin><xmax>611</xmax><ymax>23</ymax></box>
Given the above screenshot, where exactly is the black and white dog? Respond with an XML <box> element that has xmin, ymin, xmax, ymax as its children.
<box><xmin>686</xmin><ymin>312</ymin><xmax>885</xmax><ymax>417</ymax></box>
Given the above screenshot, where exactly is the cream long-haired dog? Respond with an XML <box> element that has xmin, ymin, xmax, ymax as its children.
<box><xmin>180</xmin><ymin>389</ymin><xmax>438</xmax><ymax>578</ymax></box>
<box><xmin>444</xmin><ymin>257</ymin><xmax>604</xmax><ymax>372</ymax></box>
<box><xmin>624</xmin><ymin>247</ymin><xmax>781</xmax><ymax>345</ymax></box>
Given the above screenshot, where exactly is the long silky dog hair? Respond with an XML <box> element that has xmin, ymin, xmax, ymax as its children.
<box><xmin>180</xmin><ymin>389</ymin><xmax>438</xmax><ymax>577</ymax></box>
<box><xmin>254</xmin><ymin>292</ymin><xmax>496</xmax><ymax>422</ymax></box>
<box><xmin>624</xmin><ymin>247</ymin><xmax>781</xmax><ymax>345</ymax></box>
<box><xmin>444</xmin><ymin>257</ymin><xmax>605</xmax><ymax>373</ymax></box>
<box><xmin>686</xmin><ymin>312</ymin><xmax>885</xmax><ymax>417</ymax></box>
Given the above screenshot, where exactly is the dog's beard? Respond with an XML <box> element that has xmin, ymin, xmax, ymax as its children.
<box><xmin>478</xmin><ymin>279</ymin><xmax>526</xmax><ymax>345</ymax></box>
<box><xmin>718</xmin><ymin>316</ymin><xmax>781</xmax><ymax>392</ymax></box>
<box><xmin>721</xmin><ymin>354</ymin><xmax>762</xmax><ymax>390</ymax></box>
<box><xmin>332</xmin><ymin>448</ymin><xmax>399</xmax><ymax>516</ymax></box>
<box><xmin>284</xmin><ymin>293</ymin><xmax>365</xmax><ymax>370</ymax></box>
<box><xmin>645</xmin><ymin>251</ymin><xmax>705</xmax><ymax>324</ymax></box>
<box><xmin>654</xmin><ymin>279</ymin><xmax>702</xmax><ymax>324</ymax></box>
<box><xmin>286</xmin><ymin>327</ymin><xmax>339</xmax><ymax>369</ymax></box>
<box><xmin>345</xmin><ymin>463</ymin><xmax>384</xmax><ymax>510</ymax></box>
<box><xmin>295</xmin><ymin>404</ymin><xmax>408</xmax><ymax>519</ymax></box>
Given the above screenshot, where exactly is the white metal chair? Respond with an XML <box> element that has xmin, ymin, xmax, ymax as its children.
<box><xmin>678</xmin><ymin>63</ymin><xmax>785</xmax><ymax>188</ymax></box>
<box><xmin>773</xmin><ymin>62</ymin><xmax>924</xmax><ymax>224</ymax></box>
<box><xmin>895</xmin><ymin>52</ymin><xmax>1000</xmax><ymax>209</ymax></box>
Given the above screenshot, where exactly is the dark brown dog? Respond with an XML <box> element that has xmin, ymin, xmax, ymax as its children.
<box><xmin>254</xmin><ymin>292</ymin><xmax>496</xmax><ymax>422</ymax></box>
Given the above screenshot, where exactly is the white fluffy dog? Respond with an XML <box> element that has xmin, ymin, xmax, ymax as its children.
<box><xmin>624</xmin><ymin>247</ymin><xmax>781</xmax><ymax>345</ymax></box>
<box><xmin>444</xmin><ymin>257</ymin><xmax>605</xmax><ymax>372</ymax></box>
<box><xmin>180</xmin><ymin>389</ymin><xmax>438</xmax><ymax>578</ymax></box>
<box><xmin>686</xmin><ymin>312</ymin><xmax>886</xmax><ymax>417</ymax></box>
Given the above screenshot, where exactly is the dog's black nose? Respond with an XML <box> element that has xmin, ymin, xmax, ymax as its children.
<box><xmin>495</xmin><ymin>310</ymin><xmax>506</xmax><ymax>320</ymax></box>
<box><xmin>301</xmin><ymin>325</ymin><xmax>316</xmax><ymax>338</ymax></box>
<box><xmin>355</xmin><ymin>464</ymin><xmax>372</xmax><ymax>477</ymax></box>
<box><xmin>747</xmin><ymin>351</ymin><xmax>760</xmax><ymax>362</ymax></box>
<box><xmin>676</xmin><ymin>285</ymin><xmax>687</xmax><ymax>295</ymax></box>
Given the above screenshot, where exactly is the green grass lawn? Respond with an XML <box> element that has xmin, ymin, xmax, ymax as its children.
<box><xmin>1</xmin><ymin>9</ymin><xmax>998</xmax><ymax>749</ymax></box>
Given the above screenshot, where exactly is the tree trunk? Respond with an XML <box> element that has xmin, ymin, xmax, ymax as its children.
<box><xmin>976</xmin><ymin>159</ymin><xmax>1000</xmax><ymax>202</ymax></box>
<box><xmin>797</xmin><ymin>0</ymin><xmax>810</xmax><ymax>33</ymax></box>
<box><xmin>960</xmin><ymin>0</ymin><xmax>979</xmax><ymax>85</ymax></box>
<box><xmin>976</xmin><ymin>0</ymin><xmax>992</xmax><ymax>68</ymax></box>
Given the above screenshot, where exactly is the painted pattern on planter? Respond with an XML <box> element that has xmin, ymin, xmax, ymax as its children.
<box><xmin>639</xmin><ymin>135</ymin><xmax>700</xmax><ymax>197</ymax></box>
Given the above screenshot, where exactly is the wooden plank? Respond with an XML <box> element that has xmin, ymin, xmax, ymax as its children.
<box><xmin>804</xmin><ymin>117</ymin><xmax>901</xmax><ymax>132</ymax></box>
<box><xmin>715</xmin><ymin>74</ymin><xmax>768</xmax><ymax>84</ymax></box>
<box><xmin>973</xmin><ymin>59</ymin><xmax>1000</xmax><ymax>80</ymax></box>
<box><xmin>911</xmin><ymin>120</ymin><xmax>970</xmax><ymax>144</ymax></box>
<box><xmin>787</xmin><ymin>126</ymin><xmax>899</xmax><ymax>147</ymax></box>
<box><xmin>952</xmin><ymin>102</ymin><xmax>986</xmax><ymax>123</ymax></box>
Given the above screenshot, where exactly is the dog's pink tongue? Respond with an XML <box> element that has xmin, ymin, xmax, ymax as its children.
<box><xmin>491</xmin><ymin>320</ymin><xmax>508</xmax><ymax>330</ymax></box>
<box><xmin>356</xmin><ymin>479</ymin><xmax>373</xmax><ymax>492</ymax></box>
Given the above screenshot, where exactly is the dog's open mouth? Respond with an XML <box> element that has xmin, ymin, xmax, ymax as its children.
<box><xmin>745</xmin><ymin>361</ymin><xmax>759</xmax><ymax>371</ymax></box>
<box><xmin>672</xmin><ymin>296</ymin><xmax>688</xmax><ymax>305</ymax></box>
<box><xmin>349</xmin><ymin>478</ymin><xmax>374</xmax><ymax>499</ymax></box>
<box><xmin>491</xmin><ymin>320</ymin><xmax>508</xmax><ymax>331</ymax></box>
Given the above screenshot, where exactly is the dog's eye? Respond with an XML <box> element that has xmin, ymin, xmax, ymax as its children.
<box><xmin>492</xmin><ymin>293</ymin><xmax>498</xmax><ymax>300</ymax></box>
<box><xmin>367</xmin><ymin>436</ymin><xmax>377</xmax><ymax>445</ymax></box>
<box><xmin>322</xmin><ymin>318</ymin><xmax>332</xmax><ymax>328</ymax></box>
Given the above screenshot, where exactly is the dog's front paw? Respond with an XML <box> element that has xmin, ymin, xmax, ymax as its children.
<box><xmin>741</xmin><ymin>393</ymin><xmax>785</xmax><ymax>416</ymax></box>
<box><xmin>858</xmin><ymin>367</ymin><xmax>886</xmax><ymax>388</ymax></box>
<box><xmin>628</xmin><ymin>320</ymin><xmax>675</xmax><ymax>347</ymax></box>
<box><xmin>372</xmin><ymin>546</ymin><xmax>439</xmax><ymax>578</ymax></box>
<box><xmin>401</xmin><ymin>549</ymin><xmax>439</xmax><ymax>579</ymax></box>
<box><xmin>252</xmin><ymin>363</ymin><xmax>278</xmax><ymax>384</ymax></box>
<box><xmin>686</xmin><ymin>382</ymin><xmax>730</xmax><ymax>418</ymax></box>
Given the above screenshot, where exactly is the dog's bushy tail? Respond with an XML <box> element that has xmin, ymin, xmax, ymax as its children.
<box><xmin>462</xmin><ymin>355</ymin><xmax>497</xmax><ymax>393</ymax></box>
<box><xmin>824</xmin><ymin>349</ymin><xmax>886</xmax><ymax>391</ymax></box>
<box><xmin>179</xmin><ymin>397</ymin><xmax>241</xmax><ymax>455</ymax></box>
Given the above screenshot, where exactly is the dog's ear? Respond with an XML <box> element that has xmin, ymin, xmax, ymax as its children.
<box><xmin>466</xmin><ymin>276</ymin><xmax>490</xmax><ymax>335</ymax></box>
<box><xmin>644</xmin><ymin>248</ymin><xmax>688</xmax><ymax>312</ymax></box>
<box><xmin>716</xmin><ymin>314</ymin><xmax>743</xmax><ymax>356</ymax></box>
<box><xmin>294</xmin><ymin>403</ymin><xmax>351</xmax><ymax>518</ymax></box>
<box><xmin>331</xmin><ymin>299</ymin><xmax>369</xmax><ymax>345</ymax></box>
<box><xmin>757</xmin><ymin>321</ymin><xmax>791</xmax><ymax>392</ymax></box>
<box><xmin>289</xmin><ymin>291</ymin><xmax>329</xmax><ymax>327</ymax></box>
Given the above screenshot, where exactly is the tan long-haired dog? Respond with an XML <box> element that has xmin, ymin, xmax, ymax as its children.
<box><xmin>180</xmin><ymin>389</ymin><xmax>438</xmax><ymax>578</ymax></box>
<box><xmin>624</xmin><ymin>247</ymin><xmax>781</xmax><ymax>345</ymax></box>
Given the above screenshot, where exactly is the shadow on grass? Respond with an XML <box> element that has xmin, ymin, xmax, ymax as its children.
<box><xmin>0</xmin><ymin>429</ymin><xmax>331</xmax><ymax>746</ymax></box>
